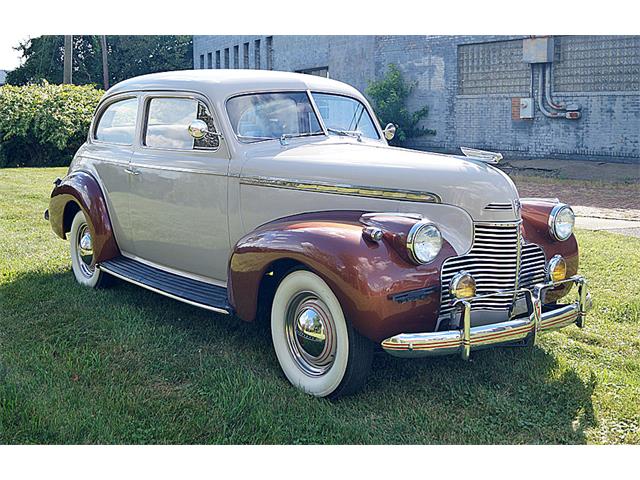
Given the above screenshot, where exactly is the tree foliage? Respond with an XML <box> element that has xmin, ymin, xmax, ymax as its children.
<box><xmin>6</xmin><ymin>36</ymin><xmax>193</xmax><ymax>88</ymax></box>
<box><xmin>366</xmin><ymin>64</ymin><xmax>435</xmax><ymax>145</ymax></box>
<box><xmin>0</xmin><ymin>82</ymin><xmax>103</xmax><ymax>167</ymax></box>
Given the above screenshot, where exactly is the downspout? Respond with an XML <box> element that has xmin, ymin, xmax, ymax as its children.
<box><xmin>544</xmin><ymin>63</ymin><xmax>566</xmax><ymax>110</ymax></box>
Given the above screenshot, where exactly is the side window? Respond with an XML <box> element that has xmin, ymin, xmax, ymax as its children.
<box><xmin>144</xmin><ymin>97</ymin><xmax>219</xmax><ymax>150</ymax></box>
<box><xmin>94</xmin><ymin>98</ymin><xmax>138</xmax><ymax>144</ymax></box>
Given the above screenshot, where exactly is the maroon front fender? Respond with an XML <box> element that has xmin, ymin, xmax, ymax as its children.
<box><xmin>48</xmin><ymin>170</ymin><xmax>120</xmax><ymax>264</ymax></box>
<box><xmin>521</xmin><ymin>199</ymin><xmax>579</xmax><ymax>301</ymax></box>
<box><xmin>228</xmin><ymin>211</ymin><xmax>456</xmax><ymax>343</ymax></box>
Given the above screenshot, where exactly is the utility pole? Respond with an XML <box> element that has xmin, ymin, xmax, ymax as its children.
<box><xmin>100</xmin><ymin>35</ymin><xmax>109</xmax><ymax>90</ymax></box>
<box><xmin>63</xmin><ymin>35</ymin><xmax>73</xmax><ymax>84</ymax></box>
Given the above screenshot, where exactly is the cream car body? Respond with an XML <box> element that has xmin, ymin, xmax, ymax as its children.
<box><xmin>49</xmin><ymin>70</ymin><xmax>590</xmax><ymax>398</ymax></box>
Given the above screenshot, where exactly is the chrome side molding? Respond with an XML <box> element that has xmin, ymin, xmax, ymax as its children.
<box><xmin>240</xmin><ymin>176</ymin><xmax>442</xmax><ymax>204</ymax></box>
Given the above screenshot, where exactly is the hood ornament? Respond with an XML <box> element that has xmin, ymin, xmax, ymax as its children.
<box><xmin>460</xmin><ymin>147</ymin><xmax>503</xmax><ymax>164</ymax></box>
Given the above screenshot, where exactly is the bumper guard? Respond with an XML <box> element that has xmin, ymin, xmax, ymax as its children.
<box><xmin>381</xmin><ymin>276</ymin><xmax>591</xmax><ymax>359</ymax></box>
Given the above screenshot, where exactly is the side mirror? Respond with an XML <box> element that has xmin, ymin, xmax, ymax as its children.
<box><xmin>383</xmin><ymin>123</ymin><xmax>396</xmax><ymax>141</ymax></box>
<box><xmin>188</xmin><ymin>119</ymin><xmax>209</xmax><ymax>139</ymax></box>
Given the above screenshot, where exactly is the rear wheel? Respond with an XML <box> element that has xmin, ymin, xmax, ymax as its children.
<box><xmin>69</xmin><ymin>210</ymin><xmax>111</xmax><ymax>288</ymax></box>
<box><xmin>270</xmin><ymin>269</ymin><xmax>373</xmax><ymax>399</ymax></box>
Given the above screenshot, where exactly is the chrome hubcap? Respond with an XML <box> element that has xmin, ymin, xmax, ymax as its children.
<box><xmin>285</xmin><ymin>292</ymin><xmax>336</xmax><ymax>377</ymax></box>
<box><xmin>76</xmin><ymin>223</ymin><xmax>94</xmax><ymax>277</ymax></box>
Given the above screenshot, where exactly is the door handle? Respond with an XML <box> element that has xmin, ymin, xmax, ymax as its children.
<box><xmin>124</xmin><ymin>166</ymin><xmax>140</xmax><ymax>175</ymax></box>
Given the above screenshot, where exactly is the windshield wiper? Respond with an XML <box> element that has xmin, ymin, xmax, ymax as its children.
<box><xmin>237</xmin><ymin>134</ymin><xmax>274</xmax><ymax>143</ymax></box>
<box><xmin>326</xmin><ymin>127</ymin><xmax>362</xmax><ymax>142</ymax></box>
<box><xmin>279</xmin><ymin>131</ymin><xmax>323</xmax><ymax>145</ymax></box>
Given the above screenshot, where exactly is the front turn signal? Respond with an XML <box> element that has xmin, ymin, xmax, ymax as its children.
<box><xmin>548</xmin><ymin>255</ymin><xmax>567</xmax><ymax>282</ymax></box>
<box><xmin>450</xmin><ymin>272</ymin><xmax>476</xmax><ymax>299</ymax></box>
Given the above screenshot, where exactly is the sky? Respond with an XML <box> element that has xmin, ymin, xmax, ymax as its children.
<box><xmin>0</xmin><ymin>33</ymin><xmax>28</xmax><ymax>71</ymax></box>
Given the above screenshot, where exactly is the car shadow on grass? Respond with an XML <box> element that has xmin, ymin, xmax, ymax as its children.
<box><xmin>0</xmin><ymin>270</ymin><xmax>597</xmax><ymax>444</ymax></box>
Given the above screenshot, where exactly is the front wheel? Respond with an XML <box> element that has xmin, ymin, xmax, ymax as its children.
<box><xmin>69</xmin><ymin>209</ymin><xmax>112</xmax><ymax>288</ymax></box>
<box><xmin>270</xmin><ymin>269</ymin><xmax>373</xmax><ymax>399</ymax></box>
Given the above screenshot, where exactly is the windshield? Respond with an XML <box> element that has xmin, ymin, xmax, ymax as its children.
<box><xmin>311</xmin><ymin>92</ymin><xmax>379</xmax><ymax>140</ymax></box>
<box><xmin>226</xmin><ymin>92</ymin><xmax>323</xmax><ymax>143</ymax></box>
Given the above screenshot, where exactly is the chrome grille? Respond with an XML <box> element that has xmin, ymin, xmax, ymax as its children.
<box><xmin>484</xmin><ymin>202</ymin><xmax>513</xmax><ymax>212</ymax></box>
<box><xmin>518</xmin><ymin>243</ymin><xmax>547</xmax><ymax>289</ymax></box>
<box><xmin>439</xmin><ymin>223</ymin><xmax>547</xmax><ymax>319</ymax></box>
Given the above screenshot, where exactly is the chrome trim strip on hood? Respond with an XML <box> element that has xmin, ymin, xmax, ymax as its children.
<box><xmin>239</xmin><ymin>176</ymin><xmax>442</xmax><ymax>203</ymax></box>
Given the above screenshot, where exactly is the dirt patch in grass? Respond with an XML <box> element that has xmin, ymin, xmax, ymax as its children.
<box><xmin>510</xmin><ymin>175</ymin><xmax>640</xmax><ymax>212</ymax></box>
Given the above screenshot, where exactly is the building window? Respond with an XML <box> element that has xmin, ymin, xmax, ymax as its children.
<box><xmin>215</xmin><ymin>50</ymin><xmax>221</xmax><ymax>69</ymax></box>
<box><xmin>457</xmin><ymin>39</ymin><xmax>530</xmax><ymax>95</ymax></box>
<box><xmin>296</xmin><ymin>67</ymin><xmax>329</xmax><ymax>78</ymax></box>
<box><xmin>234</xmin><ymin>45</ymin><xmax>239</xmax><ymax>69</ymax></box>
<box><xmin>254</xmin><ymin>39</ymin><xmax>261</xmax><ymax>69</ymax></box>
<box><xmin>266</xmin><ymin>36</ymin><xmax>273</xmax><ymax>70</ymax></box>
<box><xmin>207</xmin><ymin>52</ymin><xmax>212</xmax><ymax>69</ymax></box>
<box><xmin>553</xmin><ymin>35</ymin><xmax>640</xmax><ymax>92</ymax></box>
<box><xmin>199</xmin><ymin>54</ymin><xmax>205</xmax><ymax>69</ymax></box>
<box><xmin>243</xmin><ymin>42</ymin><xmax>250</xmax><ymax>68</ymax></box>
<box><xmin>224</xmin><ymin>48</ymin><xmax>230</xmax><ymax>68</ymax></box>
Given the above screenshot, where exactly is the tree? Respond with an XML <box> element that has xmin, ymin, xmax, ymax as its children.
<box><xmin>365</xmin><ymin>64</ymin><xmax>436</xmax><ymax>146</ymax></box>
<box><xmin>7</xmin><ymin>36</ymin><xmax>193</xmax><ymax>87</ymax></box>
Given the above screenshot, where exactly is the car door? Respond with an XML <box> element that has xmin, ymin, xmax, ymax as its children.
<box><xmin>128</xmin><ymin>93</ymin><xmax>231</xmax><ymax>282</ymax></box>
<box><xmin>89</xmin><ymin>95</ymin><xmax>140</xmax><ymax>255</ymax></box>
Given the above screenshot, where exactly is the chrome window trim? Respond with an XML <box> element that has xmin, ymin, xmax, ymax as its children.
<box><xmin>239</xmin><ymin>175</ymin><xmax>442</xmax><ymax>204</ymax></box>
<box><xmin>306</xmin><ymin>89</ymin><xmax>329</xmax><ymax>136</ymax></box>
<box><xmin>139</xmin><ymin>91</ymin><xmax>222</xmax><ymax>153</ymax></box>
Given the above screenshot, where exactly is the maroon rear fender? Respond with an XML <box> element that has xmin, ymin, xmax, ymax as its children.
<box><xmin>48</xmin><ymin>170</ymin><xmax>120</xmax><ymax>264</ymax></box>
<box><xmin>228</xmin><ymin>211</ymin><xmax>456</xmax><ymax>343</ymax></box>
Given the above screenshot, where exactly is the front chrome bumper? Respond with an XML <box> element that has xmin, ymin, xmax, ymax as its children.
<box><xmin>381</xmin><ymin>276</ymin><xmax>591</xmax><ymax>359</ymax></box>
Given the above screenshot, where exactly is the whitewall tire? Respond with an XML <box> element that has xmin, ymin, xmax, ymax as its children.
<box><xmin>271</xmin><ymin>269</ymin><xmax>373</xmax><ymax>399</ymax></box>
<box><xmin>69</xmin><ymin>210</ymin><xmax>110</xmax><ymax>288</ymax></box>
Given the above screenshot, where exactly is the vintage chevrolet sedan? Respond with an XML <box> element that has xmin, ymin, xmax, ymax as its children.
<box><xmin>47</xmin><ymin>70</ymin><xmax>591</xmax><ymax>398</ymax></box>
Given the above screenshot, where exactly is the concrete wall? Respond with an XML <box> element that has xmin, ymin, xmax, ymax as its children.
<box><xmin>193</xmin><ymin>35</ymin><xmax>640</xmax><ymax>163</ymax></box>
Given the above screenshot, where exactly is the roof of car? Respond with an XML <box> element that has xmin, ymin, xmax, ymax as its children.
<box><xmin>106</xmin><ymin>69</ymin><xmax>363</xmax><ymax>102</ymax></box>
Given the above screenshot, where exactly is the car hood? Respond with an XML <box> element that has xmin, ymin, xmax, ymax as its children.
<box><xmin>240</xmin><ymin>139</ymin><xmax>521</xmax><ymax>222</ymax></box>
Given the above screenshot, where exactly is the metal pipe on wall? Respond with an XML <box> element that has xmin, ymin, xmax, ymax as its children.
<box><xmin>537</xmin><ymin>64</ymin><xmax>563</xmax><ymax>118</ymax></box>
<box><xmin>544</xmin><ymin>63</ymin><xmax>566</xmax><ymax>110</ymax></box>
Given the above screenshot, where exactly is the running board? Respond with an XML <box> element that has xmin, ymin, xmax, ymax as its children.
<box><xmin>99</xmin><ymin>256</ymin><xmax>232</xmax><ymax>315</ymax></box>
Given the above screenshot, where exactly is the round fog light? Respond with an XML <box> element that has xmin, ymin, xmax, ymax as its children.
<box><xmin>548</xmin><ymin>255</ymin><xmax>567</xmax><ymax>282</ymax></box>
<box><xmin>450</xmin><ymin>272</ymin><xmax>476</xmax><ymax>299</ymax></box>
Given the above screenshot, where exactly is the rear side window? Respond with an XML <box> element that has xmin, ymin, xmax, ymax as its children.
<box><xmin>94</xmin><ymin>98</ymin><xmax>138</xmax><ymax>145</ymax></box>
<box><xmin>144</xmin><ymin>97</ymin><xmax>219</xmax><ymax>150</ymax></box>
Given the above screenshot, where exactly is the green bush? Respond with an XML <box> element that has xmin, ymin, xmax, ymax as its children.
<box><xmin>366</xmin><ymin>64</ymin><xmax>436</xmax><ymax>145</ymax></box>
<box><xmin>0</xmin><ymin>82</ymin><xmax>103</xmax><ymax>167</ymax></box>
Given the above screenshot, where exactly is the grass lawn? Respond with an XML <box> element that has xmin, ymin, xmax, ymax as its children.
<box><xmin>1</xmin><ymin>167</ymin><xmax>639</xmax><ymax>444</ymax></box>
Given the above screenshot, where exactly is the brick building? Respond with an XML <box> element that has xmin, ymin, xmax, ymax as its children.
<box><xmin>193</xmin><ymin>35</ymin><xmax>640</xmax><ymax>163</ymax></box>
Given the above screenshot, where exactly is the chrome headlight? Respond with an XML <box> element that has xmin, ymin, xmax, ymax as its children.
<box><xmin>549</xmin><ymin>204</ymin><xmax>575</xmax><ymax>241</ymax></box>
<box><xmin>407</xmin><ymin>222</ymin><xmax>442</xmax><ymax>264</ymax></box>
